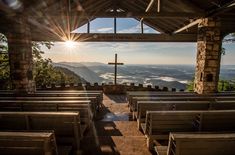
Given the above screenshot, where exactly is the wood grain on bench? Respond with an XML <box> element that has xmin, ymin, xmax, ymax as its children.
<box><xmin>0</xmin><ymin>131</ymin><xmax>59</xmax><ymax>155</ymax></box>
<box><xmin>0</xmin><ymin>111</ymin><xmax>82</xmax><ymax>152</ymax></box>
<box><xmin>164</xmin><ymin>132</ymin><xmax>235</xmax><ymax>155</ymax></box>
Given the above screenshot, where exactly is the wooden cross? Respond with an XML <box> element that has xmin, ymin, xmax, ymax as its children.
<box><xmin>108</xmin><ymin>54</ymin><xmax>124</xmax><ymax>85</ymax></box>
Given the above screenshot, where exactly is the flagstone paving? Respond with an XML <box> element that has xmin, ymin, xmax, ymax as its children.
<box><xmin>80</xmin><ymin>94</ymin><xmax>152</xmax><ymax>155</ymax></box>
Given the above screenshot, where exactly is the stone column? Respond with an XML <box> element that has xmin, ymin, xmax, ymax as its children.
<box><xmin>7</xmin><ymin>16</ymin><xmax>35</xmax><ymax>94</ymax></box>
<box><xmin>194</xmin><ymin>18</ymin><xmax>222</xmax><ymax>94</ymax></box>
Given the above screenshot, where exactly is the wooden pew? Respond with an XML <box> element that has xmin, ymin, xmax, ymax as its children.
<box><xmin>0</xmin><ymin>131</ymin><xmax>60</xmax><ymax>155</ymax></box>
<box><xmin>136</xmin><ymin>101</ymin><xmax>210</xmax><ymax>129</ymax></box>
<box><xmin>0</xmin><ymin>91</ymin><xmax>103</xmax><ymax>110</ymax></box>
<box><xmin>155</xmin><ymin>132</ymin><xmax>235</xmax><ymax>155</ymax></box>
<box><xmin>37</xmin><ymin>90</ymin><xmax>103</xmax><ymax>102</ymax></box>
<box><xmin>210</xmin><ymin>100</ymin><xmax>235</xmax><ymax>109</ymax></box>
<box><xmin>127</xmin><ymin>91</ymin><xmax>235</xmax><ymax>99</ymax></box>
<box><xmin>199</xmin><ymin>110</ymin><xmax>235</xmax><ymax>132</ymax></box>
<box><xmin>127</xmin><ymin>91</ymin><xmax>196</xmax><ymax>104</ymax></box>
<box><xmin>142</xmin><ymin>110</ymin><xmax>200</xmax><ymax>149</ymax></box>
<box><xmin>142</xmin><ymin>110</ymin><xmax>235</xmax><ymax>150</ymax></box>
<box><xmin>0</xmin><ymin>96</ymin><xmax>99</xmax><ymax>116</ymax></box>
<box><xmin>0</xmin><ymin>100</ymin><xmax>92</xmax><ymax>127</ymax></box>
<box><xmin>130</xmin><ymin>96</ymin><xmax>235</xmax><ymax>112</ymax></box>
<box><xmin>128</xmin><ymin>92</ymin><xmax>197</xmax><ymax>109</ymax></box>
<box><xmin>130</xmin><ymin>96</ymin><xmax>212</xmax><ymax>112</ymax></box>
<box><xmin>128</xmin><ymin>91</ymin><xmax>235</xmax><ymax>111</ymax></box>
<box><xmin>136</xmin><ymin>100</ymin><xmax>235</xmax><ymax>126</ymax></box>
<box><xmin>0</xmin><ymin>112</ymin><xmax>82</xmax><ymax>153</ymax></box>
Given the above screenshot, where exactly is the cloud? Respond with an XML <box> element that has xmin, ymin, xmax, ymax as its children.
<box><xmin>118</xmin><ymin>24</ymin><xmax>160</xmax><ymax>34</ymax></box>
<box><xmin>118</xmin><ymin>25</ymin><xmax>140</xmax><ymax>33</ymax></box>
<box><xmin>97</xmin><ymin>27</ymin><xmax>113</xmax><ymax>33</ymax></box>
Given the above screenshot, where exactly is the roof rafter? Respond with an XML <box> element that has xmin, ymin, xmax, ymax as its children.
<box><xmin>173</xmin><ymin>0</ymin><xmax>235</xmax><ymax>34</ymax></box>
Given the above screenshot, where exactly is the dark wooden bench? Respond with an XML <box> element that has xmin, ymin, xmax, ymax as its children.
<box><xmin>0</xmin><ymin>91</ymin><xmax>103</xmax><ymax>109</ymax></box>
<box><xmin>154</xmin><ymin>132</ymin><xmax>235</xmax><ymax>155</ymax></box>
<box><xmin>0</xmin><ymin>111</ymin><xmax>82</xmax><ymax>153</ymax></box>
<box><xmin>0</xmin><ymin>100</ymin><xmax>92</xmax><ymax>127</ymax></box>
<box><xmin>142</xmin><ymin>110</ymin><xmax>235</xmax><ymax>150</ymax></box>
<box><xmin>127</xmin><ymin>91</ymin><xmax>235</xmax><ymax>100</ymax></box>
<box><xmin>127</xmin><ymin>91</ymin><xmax>197</xmax><ymax>105</ymax></box>
<box><xmin>136</xmin><ymin>101</ymin><xmax>210</xmax><ymax>129</ymax></box>
<box><xmin>199</xmin><ymin>110</ymin><xmax>235</xmax><ymax>132</ymax></box>
<box><xmin>0</xmin><ymin>96</ymin><xmax>99</xmax><ymax>116</ymax></box>
<box><xmin>0</xmin><ymin>131</ymin><xmax>61</xmax><ymax>155</ymax></box>
<box><xmin>142</xmin><ymin>110</ymin><xmax>200</xmax><ymax>149</ymax></box>
<box><xmin>136</xmin><ymin>100</ymin><xmax>235</xmax><ymax>127</ymax></box>
<box><xmin>130</xmin><ymin>96</ymin><xmax>235</xmax><ymax>112</ymax></box>
<box><xmin>36</xmin><ymin>90</ymin><xmax>103</xmax><ymax>103</ymax></box>
<box><xmin>127</xmin><ymin>91</ymin><xmax>235</xmax><ymax>111</ymax></box>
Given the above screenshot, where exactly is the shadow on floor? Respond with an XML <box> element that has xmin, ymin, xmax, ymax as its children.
<box><xmin>105</xmin><ymin>95</ymin><xmax>127</xmax><ymax>103</ymax></box>
<box><xmin>79</xmin><ymin>94</ymin><xmax>152</xmax><ymax>155</ymax></box>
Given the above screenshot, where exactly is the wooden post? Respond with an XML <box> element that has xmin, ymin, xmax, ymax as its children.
<box><xmin>114</xmin><ymin>17</ymin><xmax>117</xmax><ymax>34</ymax></box>
<box><xmin>87</xmin><ymin>20</ymin><xmax>90</xmax><ymax>33</ymax></box>
<box><xmin>141</xmin><ymin>20</ymin><xmax>144</xmax><ymax>34</ymax></box>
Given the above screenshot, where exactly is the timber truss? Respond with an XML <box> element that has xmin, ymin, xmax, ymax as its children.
<box><xmin>0</xmin><ymin>0</ymin><xmax>235</xmax><ymax>42</ymax></box>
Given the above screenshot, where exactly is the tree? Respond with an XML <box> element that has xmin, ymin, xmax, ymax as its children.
<box><xmin>0</xmin><ymin>33</ymin><xmax>82</xmax><ymax>89</ymax></box>
<box><xmin>186</xmin><ymin>80</ymin><xmax>194</xmax><ymax>92</ymax></box>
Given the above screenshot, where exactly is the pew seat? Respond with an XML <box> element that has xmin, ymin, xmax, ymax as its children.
<box><xmin>0</xmin><ymin>131</ymin><xmax>63</xmax><ymax>155</ymax></box>
<box><xmin>154</xmin><ymin>132</ymin><xmax>235</xmax><ymax>155</ymax></box>
<box><xmin>0</xmin><ymin>112</ymin><xmax>82</xmax><ymax>152</ymax></box>
<box><xmin>0</xmin><ymin>100</ymin><xmax>92</xmax><ymax>127</ymax></box>
<box><xmin>142</xmin><ymin>110</ymin><xmax>235</xmax><ymax>150</ymax></box>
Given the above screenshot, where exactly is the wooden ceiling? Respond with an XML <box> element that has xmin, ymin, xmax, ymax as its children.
<box><xmin>0</xmin><ymin>0</ymin><xmax>235</xmax><ymax>42</ymax></box>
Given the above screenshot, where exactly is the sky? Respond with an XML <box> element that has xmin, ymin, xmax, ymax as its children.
<box><xmin>42</xmin><ymin>18</ymin><xmax>235</xmax><ymax>65</ymax></box>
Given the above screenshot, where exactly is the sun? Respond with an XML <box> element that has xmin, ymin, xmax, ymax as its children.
<box><xmin>65</xmin><ymin>40</ymin><xmax>76</xmax><ymax>48</ymax></box>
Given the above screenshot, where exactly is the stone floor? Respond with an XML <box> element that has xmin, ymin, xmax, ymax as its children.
<box><xmin>80</xmin><ymin>94</ymin><xmax>153</xmax><ymax>155</ymax></box>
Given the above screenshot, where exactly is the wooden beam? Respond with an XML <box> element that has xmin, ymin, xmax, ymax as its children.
<box><xmin>114</xmin><ymin>17</ymin><xmax>117</xmax><ymax>34</ymax></box>
<box><xmin>141</xmin><ymin>20</ymin><xmax>144</xmax><ymax>34</ymax></box>
<box><xmin>173</xmin><ymin>19</ymin><xmax>202</xmax><ymax>34</ymax></box>
<box><xmin>87</xmin><ymin>20</ymin><xmax>90</xmax><ymax>33</ymax></box>
<box><xmin>146</xmin><ymin>0</ymin><xmax>155</xmax><ymax>12</ymax></box>
<box><xmin>176</xmin><ymin>0</ymin><xmax>204</xmax><ymax>13</ymax></box>
<box><xmin>31</xmin><ymin>33</ymin><xmax>197</xmax><ymax>42</ymax></box>
<box><xmin>208</xmin><ymin>0</ymin><xmax>235</xmax><ymax>16</ymax></box>
<box><xmin>173</xmin><ymin>0</ymin><xmax>235</xmax><ymax>34</ymax></box>
<box><xmin>157</xmin><ymin>0</ymin><xmax>160</xmax><ymax>12</ymax></box>
<box><xmin>145</xmin><ymin>0</ymin><xmax>160</xmax><ymax>12</ymax></box>
<box><xmin>141</xmin><ymin>0</ymin><xmax>157</xmax><ymax>22</ymax></box>
<box><xmin>43</xmin><ymin>11</ymin><xmax>203</xmax><ymax>19</ymax></box>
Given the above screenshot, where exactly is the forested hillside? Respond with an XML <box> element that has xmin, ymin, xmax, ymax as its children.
<box><xmin>0</xmin><ymin>33</ymin><xmax>84</xmax><ymax>89</ymax></box>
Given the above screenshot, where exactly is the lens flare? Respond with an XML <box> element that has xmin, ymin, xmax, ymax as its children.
<box><xmin>65</xmin><ymin>40</ymin><xmax>76</xmax><ymax>48</ymax></box>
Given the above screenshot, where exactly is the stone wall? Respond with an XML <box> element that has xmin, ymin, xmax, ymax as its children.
<box><xmin>37</xmin><ymin>83</ymin><xmax>184</xmax><ymax>94</ymax></box>
<box><xmin>194</xmin><ymin>18</ymin><xmax>222</xmax><ymax>94</ymax></box>
<box><xmin>6</xmin><ymin>16</ymin><xmax>35</xmax><ymax>94</ymax></box>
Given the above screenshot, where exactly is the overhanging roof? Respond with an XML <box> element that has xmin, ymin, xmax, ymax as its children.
<box><xmin>0</xmin><ymin>0</ymin><xmax>235</xmax><ymax>42</ymax></box>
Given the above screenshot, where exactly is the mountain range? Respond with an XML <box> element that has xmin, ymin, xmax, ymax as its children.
<box><xmin>53</xmin><ymin>62</ymin><xmax>235</xmax><ymax>90</ymax></box>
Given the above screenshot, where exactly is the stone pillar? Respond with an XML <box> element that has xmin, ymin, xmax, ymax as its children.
<box><xmin>7</xmin><ymin>16</ymin><xmax>35</xmax><ymax>94</ymax></box>
<box><xmin>194</xmin><ymin>18</ymin><xmax>222</xmax><ymax>94</ymax></box>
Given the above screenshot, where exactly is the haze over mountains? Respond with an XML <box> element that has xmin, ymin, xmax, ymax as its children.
<box><xmin>53</xmin><ymin>62</ymin><xmax>235</xmax><ymax>90</ymax></box>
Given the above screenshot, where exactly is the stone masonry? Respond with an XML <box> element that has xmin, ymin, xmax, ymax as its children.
<box><xmin>6</xmin><ymin>16</ymin><xmax>35</xmax><ymax>94</ymax></box>
<box><xmin>194</xmin><ymin>18</ymin><xmax>222</xmax><ymax>94</ymax></box>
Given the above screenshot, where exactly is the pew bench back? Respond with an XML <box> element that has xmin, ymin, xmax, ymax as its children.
<box><xmin>0</xmin><ymin>131</ymin><xmax>59</xmax><ymax>155</ymax></box>
<box><xmin>167</xmin><ymin>133</ymin><xmax>235</xmax><ymax>155</ymax></box>
<box><xmin>0</xmin><ymin>112</ymin><xmax>82</xmax><ymax>151</ymax></box>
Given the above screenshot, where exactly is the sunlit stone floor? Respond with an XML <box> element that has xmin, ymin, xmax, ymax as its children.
<box><xmin>79</xmin><ymin>95</ymin><xmax>152</xmax><ymax>155</ymax></box>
